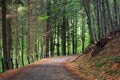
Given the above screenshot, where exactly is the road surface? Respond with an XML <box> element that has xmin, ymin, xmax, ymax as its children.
<box><xmin>0</xmin><ymin>56</ymin><xmax>83</xmax><ymax>80</ymax></box>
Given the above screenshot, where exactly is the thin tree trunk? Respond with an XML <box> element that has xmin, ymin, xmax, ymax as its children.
<box><xmin>102</xmin><ymin>0</ymin><xmax>107</xmax><ymax>35</ymax></box>
<box><xmin>81</xmin><ymin>15</ymin><xmax>85</xmax><ymax>53</ymax></box>
<box><xmin>105</xmin><ymin>0</ymin><xmax>113</xmax><ymax>32</ymax></box>
<box><xmin>21</xmin><ymin>25</ymin><xmax>24</xmax><ymax>66</ymax></box>
<box><xmin>27</xmin><ymin>0</ymin><xmax>30</xmax><ymax>64</ymax></box>
<box><xmin>75</xmin><ymin>13</ymin><xmax>78</xmax><ymax>54</ymax></box>
<box><xmin>15</xmin><ymin>24</ymin><xmax>19</xmax><ymax>68</ymax></box>
<box><xmin>71</xmin><ymin>17</ymin><xmax>75</xmax><ymax>54</ymax></box>
<box><xmin>57</xmin><ymin>19</ymin><xmax>60</xmax><ymax>56</ymax></box>
<box><xmin>46</xmin><ymin>0</ymin><xmax>51</xmax><ymax>57</ymax></box>
<box><xmin>96</xmin><ymin>0</ymin><xmax>102</xmax><ymax>39</ymax></box>
<box><xmin>113</xmin><ymin>0</ymin><xmax>119</xmax><ymax>29</ymax></box>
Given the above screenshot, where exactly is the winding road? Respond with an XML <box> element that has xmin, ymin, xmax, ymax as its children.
<box><xmin>0</xmin><ymin>56</ymin><xmax>81</xmax><ymax>80</ymax></box>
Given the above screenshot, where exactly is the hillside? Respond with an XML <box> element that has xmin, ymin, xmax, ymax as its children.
<box><xmin>67</xmin><ymin>29</ymin><xmax>120</xmax><ymax>80</ymax></box>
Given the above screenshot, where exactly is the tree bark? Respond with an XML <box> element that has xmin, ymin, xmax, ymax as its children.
<box><xmin>2</xmin><ymin>0</ymin><xmax>12</xmax><ymax>71</ymax></box>
<box><xmin>82</xmin><ymin>0</ymin><xmax>95</xmax><ymax>44</ymax></box>
<box><xmin>61</xmin><ymin>0</ymin><xmax>67</xmax><ymax>55</ymax></box>
<box><xmin>113</xmin><ymin>0</ymin><xmax>119</xmax><ymax>29</ymax></box>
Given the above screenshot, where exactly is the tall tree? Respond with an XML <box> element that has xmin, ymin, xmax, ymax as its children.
<box><xmin>113</xmin><ymin>0</ymin><xmax>119</xmax><ymax>29</ymax></box>
<box><xmin>81</xmin><ymin>13</ymin><xmax>85</xmax><ymax>53</ymax></box>
<box><xmin>61</xmin><ymin>0</ymin><xmax>67</xmax><ymax>55</ymax></box>
<box><xmin>82</xmin><ymin>0</ymin><xmax>95</xmax><ymax>44</ymax></box>
<box><xmin>2</xmin><ymin>0</ymin><xmax>12</xmax><ymax>71</ymax></box>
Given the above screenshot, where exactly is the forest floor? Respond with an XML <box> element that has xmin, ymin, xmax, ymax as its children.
<box><xmin>0</xmin><ymin>56</ymin><xmax>86</xmax><ymax>80</ymax></box>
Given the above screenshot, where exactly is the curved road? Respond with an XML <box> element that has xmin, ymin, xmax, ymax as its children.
<box><xmin>0</xmin><ymin>56</ymin><xmax>80</xmax><ymax>80</ymax></box>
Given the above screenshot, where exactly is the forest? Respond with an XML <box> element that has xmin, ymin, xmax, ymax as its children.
<box><xmin>0</xmin><ymin>0</ymin><xmax>120</xmax><ymax>80</ymax></box>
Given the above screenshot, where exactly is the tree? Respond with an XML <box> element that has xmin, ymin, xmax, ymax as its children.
<box><xmin>2</xmin><ymin>0</ymin><xmax>12</xmax><ymax>71</ymax></box>
<box><xmin>27</xmin><ymin>0</ymin><xmax>37</xmax><ymax>63</ymax></box>
<box><xmin>61</xmin><ymin>0</ymin><xmax>67</xmax><ymax>55</ymax></box>
<box><xmin>113</xmin><ymin>0</ymin><xmax>119</xmax><ymax>29</ymax></box>
<box><xmin>82</xmin><ymin>0</ymin><xmax>95</xmax><ymax>44</ymax></box>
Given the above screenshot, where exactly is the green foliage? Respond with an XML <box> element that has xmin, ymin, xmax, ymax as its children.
<box><xmin>13</xmin><ymin>0</ymin><xmax>25</xmax><ymax>6</ymax></box>
<box><xmin>37</xmin><ymin>16</ymin><xmax>49</xmax><ymax>21</ymax></box>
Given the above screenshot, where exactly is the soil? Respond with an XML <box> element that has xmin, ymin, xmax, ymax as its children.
<box><xmin>0</xmin><ymin>56</ymin><xmax>85</xmax><ymax>80</ymax></box>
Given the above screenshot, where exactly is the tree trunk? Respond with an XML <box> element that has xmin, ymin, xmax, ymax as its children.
<box><xmin>21</xmin><ymin>25</ymin><xmax>24</xmax><ymax>66</ymax></box>
<box><xmin>27</xmin><ymin>0</ymin><xmax>30</xmax><ymax>64</ymax></box>
<box><xmin>82</xmin><ymin>0</ymin><xmax>95</xmax><ymax>44</ymax></box>
<box><xmin>2</xmin><ymin>0</ymin><xmax>8</xmax><ymax>71</ymax></box>
<box><xmin>2</xmin><ymin>0</ymin><xmax>12</xmax><ymax>71</ymax></box>
<box><xmin>6</xmin><ymin>14</ymin><xmax>13</xmax><ymax>69</ymax></box>
<box><xmin>46</xmin><ymin>0</ymin><xmax>51</xmax><ymax>57</ymax></box>
<box><xmin>61</xmin><ymin>0</ymin><xmax>67</xmax><ymax>55</ymax></box>
<box><xmin>57</xmin><ymin>19</ymin><xmax>60</xmax><ymax>56</ymax></box>
<box><xmin>105</xmin><ymin>0</ymin><xmax>113</xmax><ymax>32</ymax></box>
<box><xmin>15</xmin><ymin>24</ymin><xmax>19</xmax><ymax>68</ymax></box>
<box><xmin>113</xmin><ymin>0</ymin><xmax>119</xmax><ymax>29</ymax></box>
<box><xmin>81</xmin><ymin>15</ymin><xmax>85</xmax><ymax>53</ymax></box>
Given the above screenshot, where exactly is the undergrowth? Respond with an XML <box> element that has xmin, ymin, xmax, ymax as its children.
<box><xmin>95</xmin><ymin>55</ymin><xmax>120</xmax><ymax>68</ymax></box>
